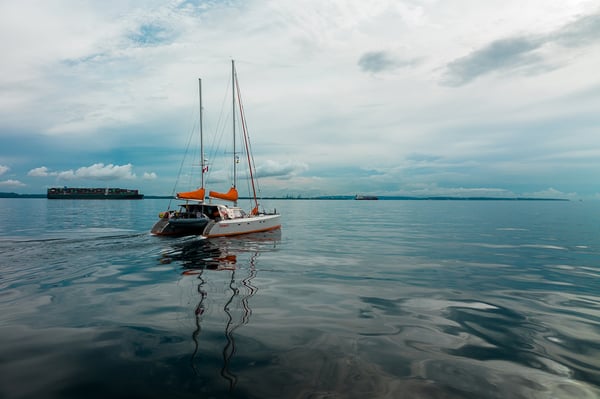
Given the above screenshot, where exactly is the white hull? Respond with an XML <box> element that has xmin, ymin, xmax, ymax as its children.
<box><xmin>203</xmin><ymin>214</ymin><xmax>281</xmax><ymax>238</ymax></box>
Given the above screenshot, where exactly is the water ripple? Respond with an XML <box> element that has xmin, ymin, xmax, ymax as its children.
<box><xmin>1</xmin><ymin>199</ymin><xmax>600</xmax><ymax>398</ymax></box>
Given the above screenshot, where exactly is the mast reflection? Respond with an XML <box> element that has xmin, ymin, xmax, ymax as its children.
<box><xmin>220</xmin><ymin>251</ymin><xmax>259</xmax><ymax>389</ymax></box>
<box><xmin>159</xmin><ymin>232</ymin><xmax>278</xmax><ymax>391</ymax></box>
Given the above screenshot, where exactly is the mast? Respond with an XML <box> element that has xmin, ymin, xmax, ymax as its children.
<box><xmin>232</xmin><ymin>60</ymin><xmax>237</xmax><ymax>190</ymax></box>
<box><xmin>199</xmin><ymin>78</ymin><xmax>205</xmax><ymax>189</ymax></box>
<box><xmin>234</xmin><ymin>69</ymin><xmax>260</xmax><ymax>213</ymax></box>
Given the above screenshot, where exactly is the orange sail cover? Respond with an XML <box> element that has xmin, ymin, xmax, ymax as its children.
<box><xmin>209</xmin><ymin>187</ymin><xmax>238</xmax><ymax>202</ymax></box>
<box><xmin>177</xmin><ymin>188</ymin><xmax>206</xmax><ymax>201</ymax></box>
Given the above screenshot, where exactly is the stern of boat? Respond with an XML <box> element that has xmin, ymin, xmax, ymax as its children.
<box><xmin>151</xmin><ymin>218</ymin><xmax>172</xmax><ymax>235</ymax></box>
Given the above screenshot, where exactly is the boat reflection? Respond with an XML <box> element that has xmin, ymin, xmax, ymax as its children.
<box><xmin>219</xmin><ymin>252</ymin><xmax>259</xmax><ymax>388</ymax></box>
<box><xmin>159</xmin><ymin>230</ymin><xmax>280</xmax><ymax>270</ymax></box>
<box><xmin>158</xmin><ymin>231</ymin><xmax>279</xmax><ymax>391</ymax></box>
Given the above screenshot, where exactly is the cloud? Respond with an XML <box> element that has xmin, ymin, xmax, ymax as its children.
<box><xmin>442</xmin><ymin>37</ymin><xmax>543</xmax><ymax>86</ymax></box>
<box><xmin>28</xmin><ymin>163</ymin><xmax>136</xmax><ymax>181</ymax></box>
<box><xmin>255</xmin><ymin>160</ymin><xmax>308</xmax><ymax>179</ymax></box>
<box><xmin>552</xmin><ymin>13</ymin><xmax>600</xmax><ymax>47</ymax></box>
<box><xmin>405</xmin><ymin>184</ymin><xmax>516</xmax><ymax>198</ymax></box>
<box><xmin>524</xmin><ymin>187</ymin><xmax>576</xmax><ymax>199</ymax></box>
<box><xmin>66</xmin><ymin>163</ymin><xmax>136</xmax><ymax>180</ymax></box>
<box><xmin>0</xmin><ymin>165</ymin><xmax>8</xmax><ymax>176</ymax></box>
<box><xmin>358</xmin><ymin>51</ymin><xmax>419</xmax><ymax>73</ymax></box>
<box><xmin>441</xmin><ymin>12</ymin><xmax>600</xmax><ymax>86</ymax></box>
<box><xmin>129</xmin><ymin>22</ymin><xmax>176</xmax><ymax>47</ymax></box>
<box><xmin>27</xmin><ymin>166</ymin><xmax>50</xmax><ymax>177</ymax></box>
<box><xmin>1</xmin><ymin>3</ymin><xmax>600</xmax><ymax>198</ymax></box>
<box><xmin>202</xmin><ymin>160</ymin><xmax>308</xmax><ymax>188</ymax></box>
<box><xmin>0</xmin><ymin>179</ymin><xmax>25</xmax><ymax>187</ymax></box>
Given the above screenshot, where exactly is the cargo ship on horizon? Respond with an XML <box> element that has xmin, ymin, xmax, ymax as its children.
<box><xmin>47</xmin><ymin>187</ymin><xmax>144</xmax><ymax>200</ymax></box>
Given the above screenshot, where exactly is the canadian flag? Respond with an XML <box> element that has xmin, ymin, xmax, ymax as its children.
<box><xmin>202</xmin><ymin>166</ymin><xmax>208</xmax><ymax>173</ymax></box>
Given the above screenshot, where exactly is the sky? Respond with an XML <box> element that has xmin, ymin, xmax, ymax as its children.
<box><xmin>1</xmin><ymin>0</ymin><xmax>599</xmax><ymax>198</ymax></box>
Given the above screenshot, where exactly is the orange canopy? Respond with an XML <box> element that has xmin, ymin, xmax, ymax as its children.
<box><xmin>209</xmin><ymin>187</ymin><xmax>239</xmax><ymax>202</ymax></box>
<box><xmin>177</xmin><ymin>187</ymin><xmax>206</xmax><ymax>201</ymax></box>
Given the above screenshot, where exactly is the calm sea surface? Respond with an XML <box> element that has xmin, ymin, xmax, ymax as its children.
<box><xmin>0</xmin><ymin>198</ymin><xmax>599</xmax><ymax>398</ymax></box>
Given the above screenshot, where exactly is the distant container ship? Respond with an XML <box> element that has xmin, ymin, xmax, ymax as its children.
<box><xmin>47</xmin><ymin>187</ymin><xmax>144</xmax><ymax>200</ymax></box>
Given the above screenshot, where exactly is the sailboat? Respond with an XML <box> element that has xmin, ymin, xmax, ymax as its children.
<box><xmin>151</xmin><ymin>60</ymin><xmax>281</xmax><ymax>238</ymax></box>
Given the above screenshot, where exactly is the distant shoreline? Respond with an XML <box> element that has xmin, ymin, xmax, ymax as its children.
<box><xmin>261</xmin><ymin>196</ymin><xmax>570</xmax><ymax>201</ymax></box>
<box><xmin>0</xmin><ymin>192</ymin><xmax>571</xmax><ymax>201</ymax></box>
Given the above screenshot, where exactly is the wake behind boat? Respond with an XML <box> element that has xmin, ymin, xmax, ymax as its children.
<box><xmin>151</xmin><ymin>60</ymin><xmax>281</xmax><ymax>237</ymax></box>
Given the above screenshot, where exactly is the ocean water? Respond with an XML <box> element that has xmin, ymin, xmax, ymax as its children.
<box><xmin>0</xmin><ymin>198</ymin><xmax>599</xmax><ymax>399</ymax></box>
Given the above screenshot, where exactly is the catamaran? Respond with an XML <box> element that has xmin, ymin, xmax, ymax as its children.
<box><xmin>151</xmin><ymin>61</ymin><xmax>281</xmax><ymax>237</ymax></box>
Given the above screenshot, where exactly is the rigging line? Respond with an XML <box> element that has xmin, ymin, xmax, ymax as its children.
<box><xmin>209</xmin><ymin>77</ymin><xmax>229</xmax><ymax>158</ymax></box>
<box><xmin>228</xmin><ymin>61</ymin><xmax>264</xmax><ymax>201</ymax></box>
<box><xmin>240</xmin><ymin>96</ymin><xmax>263</xmax><ymax>201</ymax></box>
<box><xmin>236</xmin><ymin>139</ymin><xmax>253</xmax><ymax>211</ymax></box>
<box><xmin>209</xmin><ymin>110</ymin><xmax>232</xmax><ymax>188</ymax></box>
<box><xmin>169</xmin><ymin>107</ymin><xmax>199</xmax><ymax>208</ymax></box>
<box><xmin>183</xmin><ymin>117</ymin><xmax>200</xmax><ymax>189</ymax></box>
<box><xmin>206</xmin><ymin>77</ymin><xmax>232</xmax><ymax>187</ymax></box>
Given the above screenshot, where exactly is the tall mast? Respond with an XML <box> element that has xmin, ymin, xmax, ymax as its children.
<box><xmin>199</xmin><ymin>78</ymin><xmax>204</xmax><ymax>189</ymax></box>
<box><xmin>235</xmin><ymin>71</ymin><xmax>260</xmax><ymax>213</ymax></box>
<box><xmin>232</xmin><ymin>59</ymin><xmax>237</xmax><ymax>189</ymax></box>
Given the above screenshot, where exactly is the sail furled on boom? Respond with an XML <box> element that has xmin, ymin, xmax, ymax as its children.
<box><xmin>177</xmin><ymin>188</ymin><xmax>206</xmax><ymax>201</ymax></box>
<box><xmin>209</xmin><ymin>187</ymin><xmax>238</xmax><ymax>202</ymax></box>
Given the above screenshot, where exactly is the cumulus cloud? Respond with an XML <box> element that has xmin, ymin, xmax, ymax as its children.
<box><xmin>27</xmin><ymin>166</ymin><xmax>50</xmax><ymax>177</ymax></box>
<box><xmin>143</xmin><ymin>172</ymin><xmax>157</xmax><ymax>179</ymax></box>
<box><xmin>442</xmin><ymin>12</ymin><xmax>600</xmax><ymax>86</ymax></box>
<box><xmin>67</xmin><ymin>163</ymin><xmax>136</xmax><ymax>180</ymax></box>
<box><xmin>28</xmin><ymin>163</ymin><xmax>136</xmax><ymax>181</ymax></box>
<box><xmin>0</xmin><ymin>165</ymin><xmax>27</xmax><ymax>188</ymax></box>
<box><xmin>0</xmin><ymin>179</ymin><xmax>25</xmax><ymax>187</ymax></box>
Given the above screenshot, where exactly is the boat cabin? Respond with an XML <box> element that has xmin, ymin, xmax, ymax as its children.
<box><xmin>167</xmin><ymin>203</ymin><xmax>246</xmax><ymax>221</ymax></box>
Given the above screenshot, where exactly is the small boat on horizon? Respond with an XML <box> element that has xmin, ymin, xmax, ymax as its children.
<box><xmin>151</xmin><ymin>60</ymin><xmax>281</xmax><ymax>237</ymax></box>
<box><xmin>355</xmin><ymin>194</ymin><xmax>378</xmax><ymax>200</ymax></box>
